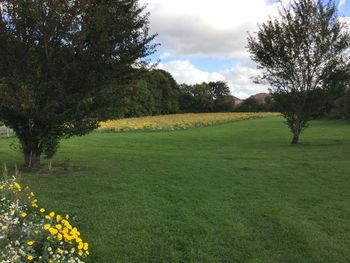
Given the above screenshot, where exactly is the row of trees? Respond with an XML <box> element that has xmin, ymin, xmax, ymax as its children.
<box><xmin>235</xmin><ymin>96</ymin><xmax>277</xmax><ymax>112</ymax></box>
<box><xmin>114</xmin><ymin>73</ymin><xmax>236</xmax><ymax>117</ymax></box>
<box><xmin>178</xmin><ymin>81</ymin><xmax>234</xmax><ymax>113</ymax></box>
<box><xmin>117</xmin><ymin>67</ymin><xmax>349</xmax><ymax>118</ymax></box>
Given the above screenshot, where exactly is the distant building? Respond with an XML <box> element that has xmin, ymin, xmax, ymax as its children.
<box><xmin>231</xmin><ymin>96</ymin><xmax>243</xmax><ymax>108</ymax></box>
<box><xmin>249</xmin><ymin>93</ymin><xmax>270</xmax><ymax>104</ymax></box>
<box><xmin>230</xmin><ymin>93</ymin><xmax>270</xmax><ymax>108</ymax></box>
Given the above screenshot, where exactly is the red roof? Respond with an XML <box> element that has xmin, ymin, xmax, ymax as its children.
<box><xmin>250</xmin><ymin>93</ymin><xmax>270</xmax><ymax>103</ymax></box>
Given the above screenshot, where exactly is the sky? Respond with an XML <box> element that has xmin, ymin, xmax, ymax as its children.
<box><xmin>140</xmin><ymin>0</ymin><xmax>350</xmax><ymax>99</ymax></box>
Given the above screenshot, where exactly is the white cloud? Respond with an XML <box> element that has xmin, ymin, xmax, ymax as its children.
<box><xmin>159</xmin><ymin>52</ymin><xmax>172</xmax><ymax>60</ymax></box>
<box><xmin>339</xmin><ymin>0</ymin><xmax>346</xmax><ymax>8</ymax></box>
<box><xmin>222</xmin><ymin>64</ymin><xmax>270</xmax><ymax>99</ymax></box>
<box><xmin>141</xmin><ymin>0</ymin><xmax>284</xmax><ymax>59</ymax></box>
<box><xmin>158</xmin><ymin>60</ymin><xmax>225</xmax><ymax>84</ymax></box>
<box><xmin>158</xmin><ymin>60</ymin><xmax>269</xmax><ymax>99</ymax></box>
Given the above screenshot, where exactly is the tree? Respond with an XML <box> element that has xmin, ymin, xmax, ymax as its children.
<box><xmin>0</xmin><ymin>0</ymin><xmax>157</xmax><ymax>167</ymax></box>
<box><xmin>144</xmin><ymin>69</ymin><xmax>180</xmax><ymax>115</ymax></box>
<box><xmin>332</xmin><ymin>71</ymin><xmax>350</xmax><ymax>119</ymax></box>
<box><xmin>178</xmin><ymin>84</ymin><xmax>197</xmax><ymax>112</ymax></box>
<box><xmin>236</xmin><ymin>97</ymin><xmax>263</xmax><ymax>112</ymax></box>
<box><xmin>118</xmin><ymin>79</ymin><xmax>156</xmax><ymax>118</ymax></box>
<box><xmin>247</xmin><ymin>0</ymin><xmax>350</xmax><ymax>144</ymax></box>
<box><xmin>208</xmin><ymin>81</ymin><xmax>231</xmax><ymax>100</ymax></box>
<box><xmin>335</xmin><ymin>88</ymin><xmax>350</xmax><ymax>119</ymax></box>
<box><xmin>117</xmin><ymin>69</ymin><xmax>179</xmax><ymax>117</ymax></box>
<box><xmin>319</xmin><ymin>70</ymin><xmax>350</xmax><ymax>117</ymax></box>
<box><xmin>178</xmin><ymin>81</ymin><xmax>232</xmax><ymax>113</ymax></box>
<box><xmin>214</xmin><ymin>95</ymin><xmax>235</xmax><ymax>112</ymax></box>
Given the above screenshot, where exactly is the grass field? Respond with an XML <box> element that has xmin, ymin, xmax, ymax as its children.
<box><xmin>0</xmin><ymin>116</ymin><xmax>350</xmax><ymax>262</ymax></box>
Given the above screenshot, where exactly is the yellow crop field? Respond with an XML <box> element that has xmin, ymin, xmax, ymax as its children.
<box><xmin>98</xmin><ymin>112</ymin><xmax>279</xmax><ymax>132</ymax></box>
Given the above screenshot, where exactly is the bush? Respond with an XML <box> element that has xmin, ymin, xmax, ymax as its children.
<box><xmin>334</xmin><ymin>89</ymin><xmax>350</xmax><ymax>120</ymax></box>
<box><xmin>0</xmin><ymin>171</ymin><xmax>90</xmax><ymax>262</ymax></box>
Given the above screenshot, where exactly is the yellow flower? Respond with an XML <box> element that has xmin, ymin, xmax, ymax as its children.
<box><xmin>49</xmin><ymin>212</ymin><xmax>55</xmax><ymax>217</ymax></box>
<box><xmin>21</xmin><ymin>212</ymin><xmax>27</xmax><ymax>218</ymax></box>
<box><xmin>27</xmin><ymin>241</ymin><xmax>35</xmax><ymax>246</ymax></box>
<box><xmin>57</xmin><ymin>233</ymin><xmax>63</xmax><ymax>241</ymax></box>
<box><xmin>0</xmin><ymin>186</ymin><xmax>3</xmax><ymax>190</ymax></box>
<box><xmin>30</xmin><ymin>192</ymin><xmax>35</xmax><ymax>197</ymax></box>
<box><xmin>56</xmin><ymin>215</ymin><xmax>62</xmax><ymax>222</ymax></box>
<box><xmin>78</xmin><ymin>250</ymin><xmax>83</xmax><ymax>256</ymax></box>
<box><xmin>27</xmin><ymin>255</ymin><xmax>33</xmax><ymax>261</ymax></box>
<box><xmin>45</xmin><ymin>215</ymin><xmax>51</xmax><ymax>220</ymax></box>
<box><xmin>49</xmin><ymin>228</ymin><xmax>58</xmax><ymax>235</ymax></box>
<box><xmin>40</xmin><ymin>208</ymin><xmax>45</xmax><ymax>213</ymax></box>
<box><xmin>14</xmin><ymin>182</ymin><xmax>21</xmax><ymax>190</ymax></box>
<box><xmin>65</xmin><ymin>214</ymin><xmax>69</xmax><ymax>220</ymax></box>
<box><xmin>83</xmin><ymin>242</ymin><xmax>89</xmax><ymax>251</ymax></box>
<box><xmin>78</xmin><ymin>242</ymin><xmax>84</xmax><ymax>250</ymax></box>
<box><xmin>55</xmin><ymin>224</ymin><xmax>62</xmax><ymax>230</ymax></box>
<box><xmin>44</xmin><ymin>224</ymin><xmax>51</xmax><ymax>230</ymax></box>
<box><xmin>71</xmin><ymin>248</ymin><xmax>75</xmax><ymax>253</ymax></box>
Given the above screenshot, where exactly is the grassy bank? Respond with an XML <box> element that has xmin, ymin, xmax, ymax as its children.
<box><xmin>0</xmin><ymin>116</ymin><xmax>349</xmax><ymax>262</ymax></box>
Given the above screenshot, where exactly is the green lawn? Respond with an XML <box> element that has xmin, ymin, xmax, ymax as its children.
<box><xmin>1</xmin><ymin>116</ymin><xmax>350</xmax><ymax>262</ymax></box>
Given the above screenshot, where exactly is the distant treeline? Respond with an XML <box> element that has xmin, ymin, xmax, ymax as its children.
<box><xmin>114</xmin><ymin>69</ymin><xmax>235</xmax><ymax>117</ymax></box>
<box><xmin>114</xmin><ymin>69</ymin><xmax>350</xmax><ymax>119</ymax></box>
<box><xmin>114</xmin><ymin>69</ymin><xmax>274</xmax><ymax>118</ymax></box>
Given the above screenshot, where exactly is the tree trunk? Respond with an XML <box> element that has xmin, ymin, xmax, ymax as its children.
<box><xmin>48</xmin><ymin>159</ymin><xmax>53</xmax><ymax>171</ymax></box>
<box><xmin>291</xmin><ymin>133</ymin><xmax>300</xmax><ymax>144</ymax></box>
<box><xmin>24</xmin><ymin>149</ymin><xmax>41</xmax><ymax>168</ymax></box>
<box><xmin>21</xmin><ymin>138</ymin><xmax>42</xmax><ymax>168</ymax></box>
<box><xmin>291</xmin><ymin>124</ymin><xmax>301</xmax><ymax>144</ymax></box>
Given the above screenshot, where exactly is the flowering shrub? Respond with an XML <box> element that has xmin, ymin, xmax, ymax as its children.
<box><xmin>98</xmin><ymin>112</ymin><xmax>279</xmax><ymax>132</ymax></box>
<box><xmin>0</xmin><ymin>175</ymin><xmax>90</xmax><ymax>262</ymax></box>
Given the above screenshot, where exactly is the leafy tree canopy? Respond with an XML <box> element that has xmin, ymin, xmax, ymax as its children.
<box><xmin>117</xmin><ymin>69</ymin><xmax>180</xmax><ymax>117</ymax></box>
<box><xmin>179</xmin><ymin>81</ymin><xmax>233</xmax><ymax>113</ymax></box>
<box><xmin>247</xmin><ymin>0</ymin><xmax>350</xmax><ymax>144</ymax></box>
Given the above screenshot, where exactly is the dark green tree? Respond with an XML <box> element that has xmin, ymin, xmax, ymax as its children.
<box><xmin>119</xmin><ymin>79</ymin><xmax>156</xmax><ymax>118</ymax></box>
<box><xmin>192</xmin><ymin>83</ymin><xmax>215</xmax><ymax>112</ymax></box>
<box><xmin>320</xmin><ymin>70</ymin><xmax>350</xmax><ymax>117</ymax></box>
<box><xmin>178</xmin><ymin>84</ymin><xmax>197</xmax><ymax>112</ymax></box>
<box><xmin>214</xmin><ymin>95</ymin><xmax>235</xmax><ymax>112</ymax></box>
<box><xmin>0</xmin><ymin>0</ymin><xmax>157</xmax><ymax>167</ymax></box>
<box><xmin>335</xmin><ymin>89</ymin><xmax>350</xmax><ymax>119</ymax></box>
<box><xmin>117</xmin><ymin>69</ymin><xmax>179</xmax><ymax>117</ymax></box>
<box><xmin>236</xmin><ymin>97</ymin><xmax>263</xmax><ymax>112</ymax></box>
<box><xmin>144</xmin><ymin>69</ymin><xmax>180</xmax><ymax>115</ymax></box>
<box><xmin>178</xmin><ymin>81</ymin><xmax>232</xmax><ymax>112</ymax></box>
<box><xmin>208</xmin><ymin>81</ymin><xmax>231</xmax><ymax>100</ymax></box>
<box><xmin>247</xmin><ymin>0</ymin><xmax>350</xmax><ymax>144</ymax></box>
